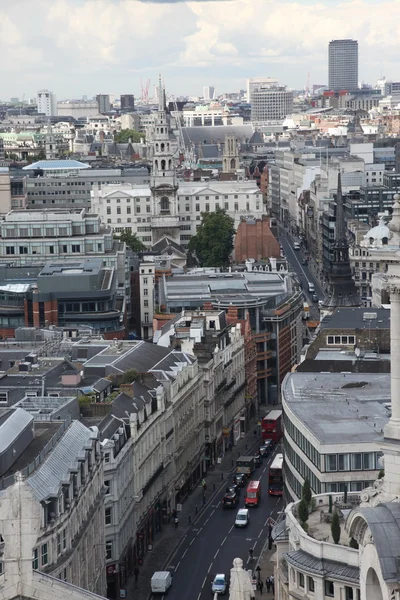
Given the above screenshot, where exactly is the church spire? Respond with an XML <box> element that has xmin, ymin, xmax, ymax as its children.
<box><xmin>158</xmin><ymin>74</ymin><xmax>165</xmax><ymax>112</ymax></box>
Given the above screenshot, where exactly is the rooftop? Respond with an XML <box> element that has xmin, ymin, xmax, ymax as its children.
<box><xmin>320</xmin><ymin>307</ymin><xmax>390</xmax><ymax>330</ymax></box>
<box><xmin>23</xmin><ymin>160</ymin><xmax>91</xmax><ymax>171</ymax></box>
<box><xmin>282</xmin><ymin>372</ymin><xmax>390</xmax><ymax>446</ymax></box>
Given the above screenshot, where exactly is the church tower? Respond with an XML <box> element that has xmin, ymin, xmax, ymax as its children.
<box><xmin>45</xmin><ymin>122</ymin><xmax>57</xmax><ymax>160</ymax></box>
<box><xmin>321</xmin><ymin>172</ymin><xmax>360</xmax><ymax>314</ymax></box>
<box><xmin>222</xmin><ymin>135</ymin><xmax>239</xmax><ymax>173</ymax></box>
<box><xmin>150</xmin><ymin>77</ymin><xmax>180</xmax><ymax>244</ymax></box>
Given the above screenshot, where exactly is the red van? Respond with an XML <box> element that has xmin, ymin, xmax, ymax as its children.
<box><xmin>245</xmin><ymin>480</ymin><xmax>261</xmax><ymax>507</ymax></box>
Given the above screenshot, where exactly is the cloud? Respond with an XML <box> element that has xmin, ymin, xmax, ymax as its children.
<box><xmin>1</xmin><ymin>0</ymin><xmax>399</xmax><ymax>98</ymax></box>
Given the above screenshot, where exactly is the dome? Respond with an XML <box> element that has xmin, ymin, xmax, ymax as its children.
<box><xmin>363</xmin><ymin>217</ymin><xmax>390</xmax><ymax>247</ymax></box>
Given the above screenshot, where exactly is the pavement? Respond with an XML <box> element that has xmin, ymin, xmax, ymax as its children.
<box><xmin>127</xmin><ymin>428</ymin><xmax>266</xmax><ymax>600</ymax></box>
<box><xmin>252</xmin><ymin>538</ymin><xmax>277</xmax><ymax>597</ymax></box>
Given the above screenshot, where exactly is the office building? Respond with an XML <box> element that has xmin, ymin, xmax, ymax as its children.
<box><xmin>250</xmin><ymin>84</ymin><xmax>293</xmax><ymax>123</ymax></box>
<box><xmin>36</xmin><ymin>89</ymin><xmax>57</xmax><ymax>117</ymax></box>
<box><xmin>246</xmin><ymin>78</ymin><xmax>279</xmax><ymax>103</ymax></box>
<box><xmin>96</xmin><ymin>94</ymin><xmax>111</xmax><ymax>114</ymax></box>
<box><xmin>328</xmin><ymin>39</ymin><xmax>358</xmax><ymax>91</ymax></box>
<box><xmin>120</xmin><ymin>94</ymin><xmax>135</xmax><ymax>112</ymax></box>
<box><xmin>203</xmin><ymin>86</ymin><xmax>215</xmax><ymax>101</ymax></box>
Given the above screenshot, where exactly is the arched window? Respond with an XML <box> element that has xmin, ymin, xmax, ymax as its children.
<box><xmin>167</xmin><ymin>143</ymin><xmax>170</xmax><ymax>151</ymax></box>
<box><xmin>168</xmin><ymin>159</ymin><xmax>172</xmax><ymax>169</ymax></box>
<box><xmin>369</xmin><ymin>237</ymin><xmax>374</xmax><ymax>245</ymax></box>
<box><xmin>155</xmin><ymin>159</ymin><xmax>158</xmax><ymax>170</ymax></box>
<box><xmin>161</xmin><ymin>159</ymin><xmax>166</xmax><ymax>171</ymax></box>
<box><xmin>156</xmin><ymin>143</ymin><xmax>159</xmax><ymax>152</ymax></box>
<box><xmin>230</xmin><ymin>158</ymin><xmax>236</xmax><ymax>169</ymax></box>
<box><xmin>161</xmin><ymin>143</ymin><xmax>165</xmax><ymax>151</ymax></box>
<box><xmin>160</xmin><ymin>127</ymin><xmax>164</xmax><ymax>134</ymax></box>
<box><xmin>160</xmin><ymin>196</ymin><xmax>170</xmax><ymax>212</ymax></box>
<box><xmin>382</xmin><ymin>237</ymin><xmax>388</xmax><ymax>245</ymax></box>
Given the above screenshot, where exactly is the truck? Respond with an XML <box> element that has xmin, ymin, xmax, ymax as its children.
<box><xmin>303</xmin><ymin>302</ymin><xmax>310</xmax><ymax>320</ymax></box>
<box><xmin>151</xmin><ymin>571</ymin><xmax>172</xmax><ymax>594</ymax></box>
<box><xmin>236</xmin><ymin>456</ymin><xmax>255</xmax><ymax>476</ymax></box>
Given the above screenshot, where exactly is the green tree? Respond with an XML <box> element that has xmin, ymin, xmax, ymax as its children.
<box><xmin>116</xmin><ymin>230</ymin><xmax>146</xmax><ymax>253</ymax></box>
<box><xmin>114</xmin><ymin>129</ymin><xmax>143</xmax><ymax>143</ymax></box>
<box><xmin>188</xmin><ymin>209</ymin><xmax>235</xmax><ymax>268</ymax></box>
<box><xmin>331</xmin><ymin>511</ymin><xmax>341</xmax><ymax>544</ymax></box>
<box><xmin>302</xmin><ymin>477</ymin><xmax>312</xmax><ymax>505</ymax></box>
<box><xmin>298</xmin><ymin>498</ymin><xmax>309</xmax><ymax>525</ymax></box>
<box><xmin>121</xmin><ymin>368</ymin><xmax>139</xmax><ymax>384</ymax></box>
<box><xmin>378</xmin><ymin>469</ymin><xmax>384</xmax><ymax>479</ymax></box>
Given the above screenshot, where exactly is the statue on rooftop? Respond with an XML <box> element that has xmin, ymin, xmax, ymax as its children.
<box><xmin>229</xmin><ymin>557</ymin><xmax>255</xmax><ymax>600</ymax></box>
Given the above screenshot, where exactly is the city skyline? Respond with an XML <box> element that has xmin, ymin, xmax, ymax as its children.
<box><xmin>0</xmin><ymin>0</ymin><xmax>399</xmax><ymax>100</ymax></box>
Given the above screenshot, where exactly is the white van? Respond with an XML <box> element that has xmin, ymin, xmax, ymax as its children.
<box><xmin>293</xmin><ymin>242</ymin><xmax>301</xmax><ymax>251</ymax></box>
<box><xmin>151</xmin><ymin>571</ymin><xmax>172</xmax><ymax>594</ymax></box>
<box><xmin>235</xmin><ymin>508</ymin><xmax>250</xmax><ymax>528</ymax></box>
<box><xmin>308</xmin><ymin>282</ymin><xmax>315</xmax><ymax>293</ymax></box>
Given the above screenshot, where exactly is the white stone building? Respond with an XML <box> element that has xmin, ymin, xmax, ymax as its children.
<box><xmin>37</xmin><ymin>90</ymin><xmax>57</xmax><ymax>117</ymax></box>
<box><xmin>0</xmin><ymin>412</ymin><xmax>106</xmax><ymax>596</ymax></box>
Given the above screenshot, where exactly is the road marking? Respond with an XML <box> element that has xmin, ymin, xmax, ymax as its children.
<box><xmin>210</xmin><ymin>509</ymin><xmax>215</xmax><ymax>516</ymax></box>
<box><xmin>221</xmin><ymin>536</ymin><xmax>227</xmax><ymax>546</ymax></box>
<box><xmin>208</xmin><ymin>562</ymin><xmax>213</xmax><ymax>573</ymax></box>
<box><xmin>214</xmin><ymin>549</ymin><xmax>220</xmax><ymax>559</ymax></box>
<box><xmin>192</xmin><ymin>528</ymin><xmax>199</xmax><ymax>532</ymax></box>
<box><xmin>202</xmin><ymin>576</ymin><xmax>207</xmax><ymax>588</ymax></box>
<box><xmin>264</xmin><ymin>519</ymin><xmax>269</xmax><ymax>527</ymax></box>
<box><xmin>176</xmin><ymin>561</ymin><xmax>180</xmax><ymax>571</ymax></box>
<box><xmin>190</xmin><ymin>538</ymin><xmax>195</xmax><ymax>546</ymax></box>
<box><xmin>276</xmin><ymin>498</ymin><xmax>281</xmax><ymax>505</ymax></box>
<box><xmin>182</xmin><ymin>549</ymin><xmax>188</xmax><ymax>558</ymax></box>
<box><xmin>258</xmin><ymin>529</ymin><xmax>263</xmax><ymax>538</ymax></box>
<box><xmin>262</xmin><ymin>467</ymin><xmax>267</xmax><ymax>474</ymax></box>
<box><xmin>204</xmin><ymin>518</ymin><xmax>209</xmax><ymax>525</ymax></box>
<box><xmin>197</xmin><ymin>594</ymin><xmax>201</xmax><ymax>600</ymax></box>
<box><xmin>198</xmin><ymin>527</ymin><xmax>203</xmax><ymax>534</ymax></box>
<box><xmin>229</xmin><ymin>525</ymin><xmax>234</xmax><ymax>533</ymax></box>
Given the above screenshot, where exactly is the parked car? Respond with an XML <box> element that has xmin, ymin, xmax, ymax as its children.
<box><xmin>312</xmin><ymin>293</ymin><xmax>319</xmax><ymax>303</ymax></box>
<box><xmin>222</xmin><ymin>491</ymin><xmax>239</xmax><ymax>508</ymax></box>
<box><xmin>302</xmin><ymin>258</ymin><xmax>308</xmax><ymax>266</ymax></box>
<box><xmin>235</xmin><ymin>508</ymin><xmax>250</xmax><ymax>528</ymax></box>
<box><xmin>212</xmin><ymin>574</ymin><xmax>227</xmax><ymax>595</ymax></box>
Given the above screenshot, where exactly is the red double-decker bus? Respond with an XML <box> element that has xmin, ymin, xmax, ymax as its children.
<box><xmin>268</xmin><ymin>453</ymin><xmax>284</xmax><ymax>496</ymax></box>
<box><xmin>261</xmin><ymin>410</ymin><xmax>282</xmax><ymax>443</ymax></box>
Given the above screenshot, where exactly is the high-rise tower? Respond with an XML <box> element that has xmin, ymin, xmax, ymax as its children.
<box><xmin>321</xmin><ymin>173</ymin><xmax>360</xmax><ymax>311</ymax></box>
<box><xmin>328</xmin><ymin>39</ymin><xmax>358</xmax><ymax>91</ymax></box>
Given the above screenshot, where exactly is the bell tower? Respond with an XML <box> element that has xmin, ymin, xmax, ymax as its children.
<box><xmin>222</xmin><ymin>135</ymin><xmax>239</xmax><ymax>173</ymax></box>
<box><xmin>150</xmin><ymin>77</ymin><xmax>180</xmax><ymax>243</ymax></box>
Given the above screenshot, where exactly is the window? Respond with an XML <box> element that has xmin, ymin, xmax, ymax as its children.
<box><xmin>345</xmin><ymin>587</ymin><xmax>354</xmax><ymax>600</ymax></box>
<box><xmin>5</xmin><ymin>247</ymin><xmax>15</xmax><ymax>255</ymax></box>
<box><xmin>234</xmin><ymin>202</ymin><xmax>238</xmax><ymax>211</ymax></box>
<box><xmin>299</xmin><ymin>572</ymin><xmax>305</xmax><ymax>588</ymax></box>
<box><xmin>144</xmin><ymin>312</ymin><xmax>149</xmax><ymax>323</ymax></box>
<box><xmin>205</xmin><ymin>203</ymin><xmax>210</xmax><ymax>212</ymax></box>
<box><xmin>351</xmin><ymin>454</ymin><xmax>362</xmax><ymax>470</ymax></box>
<box><xmin>19</xmin><ymin>246</ymin><xmax>28</xmax><ymax>254</ymax></box>
<box><xmin>144</xmin><ymin>300</ymin><xmax>149</xmax><ymax>307</ymax></box>
<box><xmin>143</xmin><ymin>278</ymin><xmax>148</xmax><ymax>285</ymax></box>
<box><xmin>224</xmin><ymin>202</ymin><xmax>229</xmax><ymax>210</ymax></box>
<box><xmin>196</xmin><ymin>204</ymin><xmax>200</xmax><ymax>212</ymax></box>
<box><xmin>117</xmin><ymin>207</ymin><xmax>121</xmax><ymax>215</ymax></box>
<box><xmin>105</xmin><ymin>507</ymin><xmax>112</xmax><ymax>525</ymax></box>
<box><xmin>71</xmin><ymin>245</ymin><xmax>80</xmax><ymax>253</ymax></box>
<box><xmin>106</xmin><ymin>541</ymin><xmax>113</xmax><ymax>561</ymax></box>
<box><xmin>62</xmin><ymin>245</ymin><xmax>68</xmax><ymax>253</ymax></box>
<box><xmin>363</xmin><ymin>452</ymin><xmax>374</xmax><ymax>470</ymax></box>
<box><xmin>0</xmin><ymin>392</ymin><xmax>7</xmax><ymax>404</ymax></box>
<box><xmin>326</xmin><ymin>454</ymin><xmax>337</xmax><ymax>472</ymax></box>
<box><xmin>104</xmin><ymin>480</ymin><xmax>111</xmax><ymax>494</ymax></box>
<box><xmin>308</xmin><ymin>577</ymin><xmax>315</xmax><ymax>592</ymax></box>
<box><xmin>104</xmin><ymin>453</ymin><xmax>110</xmax><ymax>464</ymax></box>
<box><xmin>32</xmin><ymin>548</ymin><xmax>39</xmax><ymax>570</ymax></box>
<box><xmin>41</xmin><ymin>543</ymin><xmax>48</xmax><ymax>566</ymax></box>
<box><xmin>0</xmin><ymin>561</ymin><xmax>3</xmax><ymax>575</ymax></box>
<box><xmin>325</xmin><ymin>580</ymin><xmax>334</xmax><ymax>597</ymax></box>
<box><xmin>127</xmin><ymin>207</ymin><xmax>131</xmax><ymax>214</ymax></box>
<box><xmin>57</xmin><ymin>533</ymin><xmax>61</xmax><ymax>555</ymax></box>
<box><xmin>62</xmin><ymin>528</ymin><xmax>66</xmax><ymax>550</ymax></box>
<box><xmin>143</xmin><ymin>288</ymin><xmax>148</xmax><ymax>296</ymax></box>
<box><xmin>338</xmin><ymin>454</ymin><xmax>350</xmax><ymax>471</ymax></box>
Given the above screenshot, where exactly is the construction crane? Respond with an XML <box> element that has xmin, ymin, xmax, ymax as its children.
<box><xmin>140</xmin><ymin>78</ymin><xmax>151</xmax><ymax>104</ymax></box>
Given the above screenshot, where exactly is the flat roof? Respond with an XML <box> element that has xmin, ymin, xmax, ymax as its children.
<box><xmin>282</xmin><ymin>372</ymin><xmax>390</xmax><ymax>446</ymax></box>
<box><xmin>320</xmin><ymin>307</ymin><xmax>390</xmax><ymax>330</ymax></box>
<box><xmin>23</xmin><ymin>160</ymin><xmax>90</xmax><ymax>171</ymax></box>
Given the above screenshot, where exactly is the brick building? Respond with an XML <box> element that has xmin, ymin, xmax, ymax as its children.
<box><xmin>234</xmin><ymin>216</ymin><xmax>280</xmax><ymax>263</ymax></box>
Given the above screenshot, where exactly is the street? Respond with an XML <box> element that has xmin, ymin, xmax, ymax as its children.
<box><xmin>279</xmin><ymin>230</ymin><xmax>324</xmax><ymax>321</ymax></box>
<box><xmin>154</xmin><ymin>449</ymin><xmax>283</xmax><ymax>600</ymax></box>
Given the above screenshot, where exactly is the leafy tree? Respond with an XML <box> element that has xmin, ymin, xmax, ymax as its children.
<box><xmin>378</xmin><ymin>469</ymin><xmax>384</xmax><ymax>479</ymax></box>
<box><xmin>121</xmin><ymin>368</ymin><xmax>139</xmax><ymax>384</ymax></box>
<box><xmin>298</xmin><ymin>498</ymin><xmax>309</xmax><ymax>525</ymax></box>
<box><xmin>115</xmin><ymin>229</ymin><xmax>146</xmax><ymax>253</ymax></box>
<box><xmin>114</xmin><ymin>129</ymin><xmax>143</xmax><ymax>143</ymax></box>
<box><xmin>331</xmin><ymin>511</ymin><xmax>341</xmax><ymax>544</ymax></box>
<box><xmin>188</xmin><ymin>209</ymin><xmax>235</xmax><ymax>268</ymax></box>
<box><xmin>302</xmin><ymin>477</ymin><xmax>312</xmax><ymax>505</ymax></box>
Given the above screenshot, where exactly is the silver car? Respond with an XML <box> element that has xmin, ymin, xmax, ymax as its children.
<box><xmin>212</xmin><ymin>574</ymin><xmax>227</xmax><ymax>595</ymax></box>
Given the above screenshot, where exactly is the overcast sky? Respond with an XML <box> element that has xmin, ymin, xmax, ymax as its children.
<box><xmin>1</xmin><ymin>0</ymin><xmax>399</xmax><ymax>102</ymax></box>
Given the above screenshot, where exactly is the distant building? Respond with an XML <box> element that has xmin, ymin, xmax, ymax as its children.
<box><xmin>234</xmin><ymin>216</ymin><xmax>280</xmax><ymax>263</ymax></box>
<box><xmin>57</xmin><ymin>101</ymin><xmax>99</xmax><ymax>119</ymax></box>
<box><xmin>246</xmin><ymin>78</ymin><xmax>279</xmax><ymax>103</ymax></box>
<box><xmin>96</xmin><ymin>94</ymin><xmax>111</xmax><ymax>114</ymax></box>
<box><xmin>203</xmin><ymin>86</ymin><xmax>215</xmax><ymax>101</ymax></box>
<box><xmin>120</xmin><ymin>94</ymin><xmax>135</xmax><ymax>112</ymax></box>
<box><xmin>250</xmin><ymin>84</ymin><xmax>293</xmax><ymax>123</ymax></box>
<box><xmin>36</xmin><ymin>89</ymin><xmax>57</xmax><ymax>117</ymax></box>
<box><xmin>328</xmin><ymin>39</ymin><xmax>358</xmax><ymax>92</ymax></box>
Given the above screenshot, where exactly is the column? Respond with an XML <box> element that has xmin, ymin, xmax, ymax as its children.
<box><xmin>389</xmin><ymin>284</ymin><xmax>400</xmax><ymax>424</ymax></box>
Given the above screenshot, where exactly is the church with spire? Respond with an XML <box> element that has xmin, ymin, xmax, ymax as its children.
<box><xmin>149</xmin><ymin>77</ymin><xmax>180</xmax><ymax>244</ymax></box>
<box><xmin>321</xmin><ymin>172</ymin><xmax>360</xmax><ymax>316</ymax></box>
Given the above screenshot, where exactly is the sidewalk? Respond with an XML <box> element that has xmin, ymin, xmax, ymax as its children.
<box><xmin>127</xmin><ymin>429</ymin><xmax>261</xmax><ymax>600</ymax></box>
<box><xmin>252</xmin><ymin>538</ymin><xmax>276</xmax><ymax>598</ymax></box>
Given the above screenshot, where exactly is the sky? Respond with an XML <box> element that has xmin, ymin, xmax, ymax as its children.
<box><xmin>1</xmin><ymin>0</ymin><xmax>399</xmax><ymax>101</ymax></box>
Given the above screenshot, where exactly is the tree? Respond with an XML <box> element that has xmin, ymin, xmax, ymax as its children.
<box><xmin>116</xmin><ymin>229</ymin><xmax>146</xmax><ymax>253</ymax></box>
<box><xmin>328</xmin><ymin>494</ymin><xmax>333</xmax><ymax>514</ymax></box>
<box><xmin>298</xmin><ymin>498</ymin><xmax>309</xmax><ymax>525</ymax></box>
<box><xmin>121</xmin><ymin>369</ymin><xmax>139</xmax><ymax>384</ymax></box>
<box><xmin>331</xmin><ymin>511</ymin><xmax>341</xmax><ymax>544</ymax></box>
<box><xmin>188</xmin><ymin>209</ymin><xmax>235</xmax><ymax>268</ymax></box>
<box><xmin>302</xmin><ymin>477</ymin><xmax>312</xmax><ymax>505</ymax></box>
<box><xmin>114</xmin><ymin>129</ymin><xmax>143</xmax><ymax>143</ymax></box>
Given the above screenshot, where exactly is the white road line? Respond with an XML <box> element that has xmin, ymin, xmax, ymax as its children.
<box><xmin>208</xmin><ymin>563</ymin><xmax>213</xmax><ymax>573</ymax></box>
<box><xmin>210</xmin><ymin>509</ymin><xmax>215</xmax><ymax>516</ymax></box>
<box><xmin>197</xmin><ymin>594</ymin><xmax>202</xmax><ymax>600</ymax></box>
<box><xmin>264</xmin><ymin>519</ymin><xmax>269</xmax><ymax>527</ymax></box>
<box><xmin>190</xmin><ymin>538</ymin><xmax>195</xmax><ymax>546</ymax></box>
<box><xmin>214</xmin><ymin>549</ymin><xmax>220</xmax><ymax>559</ymax></box>
<box><xmin>229</xmin><ymin>525</ymin><xmax>234</xmax><ymax>533</ymax></box>
<box><xmin>176</xmin><ymin>561</ymin><xmax>180</xmax><ymax>571</ymax></box>
<box><xmin>221</xmin><ymin>536</ymin><xmax>228</xmax><ymax>546</ymax></box>
<box><xmin>276</xmin><ymin>498</ymin><xmax>281</xmax><ymax>505</ymax></box>
<box><xmin>182</xmin><ymin>549</ymin><xmax>188</xmax><ymax>558</ymax></box>
<box><xmin>204</xmin><ymin>518</ymin><xmax>209</xmax><ymax>525</ymax></box>
<box><xmin>202</xmin><ymin>576</ymin><xmax>207</xmax><ymax>588</ymax></box>
<box><xmin>262</xmin><ymin>467</ymin><xmax>267</xmax><ymax>474</ymax></box>
<box><xmin>258</xmin><ymin>529</ymin><xmax>264</xmax><ymax>538</ymax></box>
<box><xmin>197</xmin><ymin>527</ymin><xmax>203</xmax><ymax>534</ymax></box>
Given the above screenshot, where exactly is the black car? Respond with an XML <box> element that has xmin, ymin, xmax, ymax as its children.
<box><xmin>254</xmin><ymin>454</ymin><xmax>261</xmax><ymax>467</ymax></box>
<box><xmin>234</xmin><ymin>473</ymin><xmax>247</xmax><ymax>488</ymax></box>
<box><xmin>226</xmin><ymin>483</ymin><xmax>241</xmax><ymax>496</ymax></box>
<box><xmin>259</xmin><ymin>440</ymin><xmax>273</xmax><ymax>456</ymax></box>
<box><xmin>222</xmin><ymin>491</ymin><xmax>239</xmax><ymax>508</ymax></box>
<box><xmin>312</xmin><ymin>293</ymin><xmax>319</xmax><ymax>303</ymax></box>
<box><xmin>302</xmin><ymin>258</ymin><xmax>308</xmax><ymax>266</ymax></box>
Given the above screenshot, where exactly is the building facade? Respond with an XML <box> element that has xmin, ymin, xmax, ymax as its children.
<box><xmin>328</xmin><ymin>39</ymin><xmax>358</xmax><ymax>92</ymax></box>
<box><xmin>37</xmin><ymin>90</ymin><xmax>57</xmax><ymax>117</ymax></box>
<box><xmin>250</xmin><ymin>85</ymin><xmax>293</xmax><ymax>123</ymax></box>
